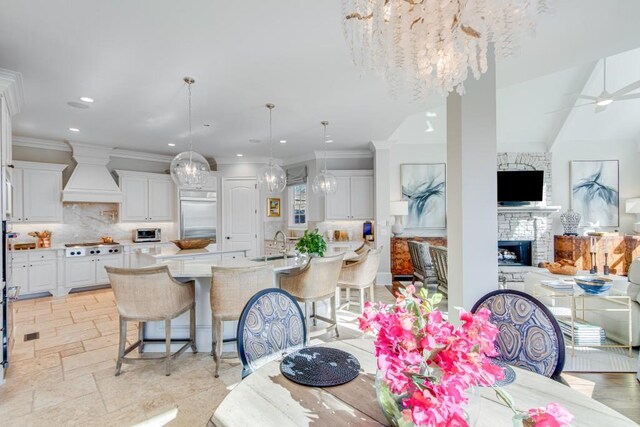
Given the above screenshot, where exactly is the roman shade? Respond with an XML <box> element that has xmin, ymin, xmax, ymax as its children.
<box><xmin>286</xmin><ymin>165</ymin><xmax>307</xmax><ymax>186</ymax></box>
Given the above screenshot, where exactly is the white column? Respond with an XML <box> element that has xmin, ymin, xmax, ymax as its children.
<box><xmin>446</xmin><ymin>52</ymin><xmax>498</xmax><ymax>318</ymax></box>
<box><xmin>371</xmin><ymin>141</ymin><xmax>393</xmax><ymax>285</ymax></box>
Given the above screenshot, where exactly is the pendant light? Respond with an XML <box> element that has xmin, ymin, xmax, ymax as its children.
<box><xmin>257</xmin><ymin>103</ymin><xmax>287</xmax><ymax>193</ymax></box>
<box><xmin>312</xmin><ymin>121</ymin><xmax>338</xmax><ymax>195</ymax></box>
<box><xmin>170</xmin><ymin>77</ymin><xmax>211</xmax><ymax>189</ymax></box>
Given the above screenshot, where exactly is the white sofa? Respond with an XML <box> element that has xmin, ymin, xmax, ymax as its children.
<box><xmin>523</xmin><ymin>260</ymin><xmax>640</xmax><ymax>347</ymax></box>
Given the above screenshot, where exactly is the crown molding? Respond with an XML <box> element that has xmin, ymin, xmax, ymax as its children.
<box><xmin>314</xmin><ymin>150</ymin><xmax>373</xmax><ymax>160</ymax></box>
<box><xmin>369</xmin><ymin>140</ymin><xmax>396</xmax><ymax>151</ymax></box>
<box><xmin>215</xmin><ymin>156</ymin><xmax>281</xmax><ymax>165</ymax></box>
<box><xmin>13</xmin><ymin>136</ymin><xmax>71</xmax><ymax>152</ymax></box>
<box><xmin>0</xmin><ymin>68</ymin><xmax>24</xmax><ymax>115</ymax></box>
<box><xmin>111</xmin><ymin>148</ymin><xmax>174</xmax><ymax>163</ymax></box>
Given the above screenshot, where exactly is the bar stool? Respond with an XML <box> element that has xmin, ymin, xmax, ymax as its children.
<box><xmin>337</xmin><ymin>246</ymin><xmax>383</xmax><ymax>311</ymax></box>
<box><xmin>105</xmin><ymin>265</ymin><xmax>197</xmax><ymax>376</ymax></box>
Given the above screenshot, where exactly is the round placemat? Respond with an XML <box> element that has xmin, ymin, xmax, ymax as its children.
<box><xmin>280</xmin><ymin>347</ymin><xmax>361</xmax><ymax>387</ymax></box>
<box><xmin>483</xmin><ymin>358</ymin><xmax>516</xmax><ymax>387</ymax></box>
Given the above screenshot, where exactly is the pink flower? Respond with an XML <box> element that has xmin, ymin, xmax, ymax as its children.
<box><xmin>527</xmin><ymin>403</ymin><xmax>574</xmax><ymax>426</ymax></box>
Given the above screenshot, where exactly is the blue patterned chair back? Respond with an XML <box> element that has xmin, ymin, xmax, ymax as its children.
<box><xmin>237</xmin><ymin>288</ymin><xmax>306</xmax><ymax>378</ymax></box>
<box><xmin>471</xmin><ymin>290</ymin><xmax>565</xmax><ymax>379</ymax></box>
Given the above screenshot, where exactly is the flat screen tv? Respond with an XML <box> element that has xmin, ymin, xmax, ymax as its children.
<box><xmin>497</xmin><ymin>170</ymin><xmax>544</xmax><ymax>203</ymax></box>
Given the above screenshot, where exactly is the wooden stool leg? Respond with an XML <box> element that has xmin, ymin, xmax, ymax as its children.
<box><xmin>190</xmin><ymin>306</ymin><xmax>197</xmax><ymax>353</ymax></box>
<box><xmin>345</xmin><ymin>288</ymin><xmax>351</xmax><ymax>310</ymax></box>
<box><xmin>332</xmin><ymin>295</ymin><xmax>339</xmax><ymax>338</ymax></box>
<box><xmin>115</xmin><ymin>317</ymin><xmax>126</xmax><ymax>376</ymax></box>
<box><xmin>214</xmin><ymin>318</ymin><xmax>223</xmax><ymax>378</ymax></box>
<box><xmin>304</xmin><ymin>303</ymin><xmax>310</xmax><ymax>345</ymax></box>
<box><xmin>165</xmin><ymin>319</ymin><xmax>172</xmax><ymax>376</ymax></box>
<box><xmin>335</xmin><ymin>287</ymin><xmax>341</xmax><ymax>309</ymax></box>
<box><xmin>312</xmin><ymin>302</ymin><xmax>317</xmax><ymax>326</ymax></box>
<box><xmin>359</xmin><ymin>289</ymin><xmax>365</xmax><ymax>312</ymax></box>
<box><xmin>138</xmin><ymin>322</ymin><xmax>144</xmax><ymax>354</ymax></box>
<box><xmin>370</xmin><ymin>282</ymin><xmax>375</xmax><ymax>303</ymax></box>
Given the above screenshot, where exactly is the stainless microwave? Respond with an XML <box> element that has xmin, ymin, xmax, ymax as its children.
<box><xmin>133</xmin><ymin>228</ymin><xmax>161</xmax><ymax>242</ymax></box>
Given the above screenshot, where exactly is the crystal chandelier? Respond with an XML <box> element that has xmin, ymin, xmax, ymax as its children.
<box><xmin>170</xmin><ymin>77</ymin><xmax>211</xmax><ymax>188</ymax></box>
<box><xmin>258</xmin><ymin>103</ymin><xmax>287</xmax><ymax>193</ymax></box>
<box><xmin>343</xmin><ymin>0</ymin><xmax>551</xmax><ymax>96</ymax></box>
<box><xmin>312</xmin><ymin>121</ymin><xmax>338</xmax><ymax>195</ymax></box>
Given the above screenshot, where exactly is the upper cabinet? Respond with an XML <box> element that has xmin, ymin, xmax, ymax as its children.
<box><xmin>116</xmin><ymin>170</ymin><xmax>174</xmax><ymax>222</ymax></box>
<box><xmin>11</xmin><ymin>161</ymin><xmax>67</xmax><ymax>223</ymax></box>
<box><xmin>325</xmin><ymin>170</ymin><xmax>374</xmax><ymax>220</ymax></box>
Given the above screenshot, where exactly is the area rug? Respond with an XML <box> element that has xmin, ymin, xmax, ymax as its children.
<box><xmin>562</xmin><ymin>344</ymin><xmax>639</xmax><ymax>373</ymax></box>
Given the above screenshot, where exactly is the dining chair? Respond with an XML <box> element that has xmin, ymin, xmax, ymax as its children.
<box><xmin>471</xmin><ymin>289</ymin><xmax>565</xmax><ymax>382</ymax></box>
<box><xmin>210</xmin><ymin>264</ymin><xmax>275</xmax><ymax>377</ymax></box>
<box><xmin>279</xmin><ymin>253</ymin><xmax>345</xmax><ymax>341</ymax></box>
<box><xmin>337</xmin><ymin>246</ymin><xmax>383</xmax><ymax>311</ymax></box>
<box><xmin>353</xmin><ymin>242</ymin><xmax>370</xmax><ymax>255</ymax></box>
<box><xmin>105</xmin><ymin>265</ymin><xmax>197</xmax><ymax>376</ymax></box>
<box><xmin>429</xmin><ymin>245</ymin><xmax>448</xmax><ymax>296</ymax></box>
<box><xmin>237</xmin><ymin>288</ymin><xmax>306</xmax><ymax>378</ymax></box>
<box><xmin>407</xmin><ymin>240</ymin><xmax>437</xmax><ymax>287</ymax></box>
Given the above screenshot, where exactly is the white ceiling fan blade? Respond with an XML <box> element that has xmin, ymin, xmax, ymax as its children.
<box><xmin>545</xmin><ymin>102</ymin><xmax>595</xmax><ymax>114</ymax></box>
<box><xmin>611</xmin><ymin>79</ymin><xmax>640</xmax><ymax>98</ymax></box>
<box><xmin>614</xmin><ymin>93</ymin><xmax>640</xmax><ymax>101</ymax></box>
<box><xmin>576</xmin><ymin>95</ymin><xmax>598</xmax><ymax>101</ymax></box>
<box><xmin>595</xmin><ymin>104</ymin><xmax>608</xmax><ymax>113</ymax></box>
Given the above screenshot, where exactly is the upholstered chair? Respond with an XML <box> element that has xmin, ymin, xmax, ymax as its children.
<box><xmin>407</xmin><ymin>241</ymin><xmax>437</xmax><ymax>286</ymax></box>
<box><xmin>279</xmin><ymin>253</ymin><xmax>344</xmax><ymax>341</ymax></box>
<box><xmin>471</xmin><ymin>289</ymin><xmax>565</xmax><ymax>382</ymax></box>
<box><xmin>105</xmin><ymin>265</ymin><xmax>197</xmax><ymax>376</ymax></box>
<box><xmin>337</xmin><ymin>246</ymin><xmax>383</xmax><ymax>311</ymax></box>
<box><xmin>353</xmin><ymin>242</ymin><xmax>370</xmax><ymax>255</ymax></box>
<box><xmin>210</xmin><ymin>264</ymin><xmax>274</xmax><ymax>377</ymax></box>
<box><xmin>429</xmin><ymin>245</ymin><xmax>448</xmax><ymax>296</ymax></box>
<box><xmin>237</xmin><ymin>288</ymin><xmax>306</xmax><ymax>378</ymax></box>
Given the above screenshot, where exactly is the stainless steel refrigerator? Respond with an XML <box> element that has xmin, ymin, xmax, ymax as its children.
<box><xmin>179</xmin><ymin>190</ymin><xmax>217</xmax><ymax>242</ymax></box>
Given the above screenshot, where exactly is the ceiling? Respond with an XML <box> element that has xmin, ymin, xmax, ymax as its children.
<box><xmin>1</xmin><ymin>0</ymin><xmax>640</xmax><ymax>160</ymax></box>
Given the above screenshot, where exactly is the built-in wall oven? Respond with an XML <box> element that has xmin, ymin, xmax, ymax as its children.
<box><xmin>179</xmin><ymin>190</ymin><xmax>217</xmax><ymax>241</ymax></box>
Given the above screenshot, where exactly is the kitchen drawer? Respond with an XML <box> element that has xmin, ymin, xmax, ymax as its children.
<box><xmin>29</xmin><ymin>251</ymin><xmax>57</xmax><ymax>262</ymax></box>
<box><xmin>10</xmin><ymin>252</ymin><xmax>28</xmax><ymax>263</ymax></box>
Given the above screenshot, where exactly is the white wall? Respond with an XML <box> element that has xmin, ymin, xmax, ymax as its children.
<box><xmin>551</xmin><ymin>139</ymin><xmax>640</xmax><ymax>234</ymax></box>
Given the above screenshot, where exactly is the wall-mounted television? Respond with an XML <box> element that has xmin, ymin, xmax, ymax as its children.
<box><xmin>497</xmin><ymin>170</ymin><xmax>544</xmax><ymax>204</ymax></box>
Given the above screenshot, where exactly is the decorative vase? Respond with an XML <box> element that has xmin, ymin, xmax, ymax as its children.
<box><xmin>560</xmin><ymin>208</ymin><xmax>581</xmax><ymax>236</ymax></box>
<box><xmin>375</xmin><ymin>371</ymin><xmax>481</xmax><ymax>427</ymax></box>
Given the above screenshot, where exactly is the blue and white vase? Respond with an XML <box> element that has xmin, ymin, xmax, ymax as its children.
<box><xmin>560</xmin><ymin>209</ymin><xmax>581</xmax><ymax>236</ymax></box>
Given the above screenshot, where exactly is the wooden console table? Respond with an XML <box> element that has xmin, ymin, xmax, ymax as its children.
<box><xmin>391</xmin><ymin>236</ymin><xmax>447</xmax><ymax>277</ymax></box>
<box><xmin>554</xmin><ymin>235</ymin><xmax>640</xmax><ymax>275</ymax></box>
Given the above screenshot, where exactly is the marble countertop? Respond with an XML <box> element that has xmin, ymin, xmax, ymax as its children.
<box><xmin>136</xmin><ymin>245</ymin><xmax>244</xmax><ymax>260</ymax></box>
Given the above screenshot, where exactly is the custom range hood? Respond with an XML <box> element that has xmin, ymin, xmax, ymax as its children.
<box><xmin>62</xmin><ymin>142</ymin><xmax>123</xmax><ymax>203</ymax></box>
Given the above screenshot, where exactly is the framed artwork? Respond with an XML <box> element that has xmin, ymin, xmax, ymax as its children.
<box><xmin>267</xmin><ymin>197</ymin><xmax>281</xmax><ymax>217</ymax></box>
<box><xmin>570</xmin><ymin>160</ymin><xmax>619</xmax><ymax>227</ymax></box>
<box><xmin>401</xmin><ymin>163</ymin><xmax>446</xmax><ymax>229</ymax></box>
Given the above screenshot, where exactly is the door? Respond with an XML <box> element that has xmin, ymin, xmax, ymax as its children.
<box><xmin>96</xmin><ymin>254</ymin><xmax>124</xmax><ymax>285</ymax></box>
<box><xmin>223</xmin><ymin>179</ymin><xmax>257</xmax><ymax>257</ymax></box>
<box><xmin>180</xmin><ymin>199</ymin><xmax>217</xmax><ymax>240</ymax></box>
<box><xmin>28</xmin><ymin>260</ymin><xmax>57</xmax><ymax>293</ymax></box>
<box><xmin>10</xmin><ymin>169</ymin><xmax>22</xmax><ymax>223</ymax></box>
<box><xmin>350</xmin><ymin>175</ymin><xmax>374</xmax><ymax>219</ymax></box>
<box><xmin>22</xmin><ymin>169</ymin><xmax>62</xmax><ymax>222</ymax></box>
<box><xmin>326</xmin><ymin>176</ymin><xmax>351</xmax><ymax>219</ymax></box>
<box><xmin>148</xmin><ymin>178</ymin><xmax>173</xmax><ymax>221</ymax></box>
<box><xmin>64</xmin><ymin>258</ymin><xmax>96</xmax><ymax>288</ymax></box>
<box><xmin>121</xmin><ymin>176</ymin><xmax>149</xmax><ymax>221</ymax></box>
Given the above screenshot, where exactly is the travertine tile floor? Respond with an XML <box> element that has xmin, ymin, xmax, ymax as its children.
<box><xmin>1</xmin><ymin>287</ymin><xmax>397</xmax><ymax>426</ymax></box>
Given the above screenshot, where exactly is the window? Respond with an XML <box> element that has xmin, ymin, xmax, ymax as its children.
<box><xmin>288</xmin><ymin>183</ymin><xmax>307</xmax><ymax>227</ymax></box>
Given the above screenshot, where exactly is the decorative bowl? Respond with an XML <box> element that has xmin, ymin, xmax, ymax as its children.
<box><xmin>171</xmin><ymin>239</ymin><xmax>212</xmax><ymax>250</ymax></box>
<box><xmin>574</xmin><ymin>276</ymin><xmax>613</xmax><ymax>294</ymax></box>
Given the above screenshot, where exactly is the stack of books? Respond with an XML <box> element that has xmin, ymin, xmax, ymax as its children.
<box><xmin>540</xmin><ymin>280</ymin><xmax>574</xmax><ymax>292</ymax></box>
<box><xmin>558</xmin><ymin>319</ymin><xmax>606</xmax><ymax>345</ymax></box>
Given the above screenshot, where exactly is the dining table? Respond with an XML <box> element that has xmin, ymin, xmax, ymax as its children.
<box><xmin>211</xmin><ymin>337</ymin><xmax>638</xmax><ymax>427</ymax></box>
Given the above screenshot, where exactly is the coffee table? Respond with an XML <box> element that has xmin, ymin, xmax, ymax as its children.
<box><xmin>532</xmin><ymin>281</ymin><xmax>633</xmax><ymax>357</ymax></box>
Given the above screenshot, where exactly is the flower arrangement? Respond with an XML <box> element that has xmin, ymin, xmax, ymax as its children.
<box><xmin>359</xmin><ymin>285</ymin><xmax>574</xmax><ymax>427</ymax></box>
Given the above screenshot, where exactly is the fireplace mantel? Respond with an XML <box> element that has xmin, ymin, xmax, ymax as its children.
<box><xmin>497</xmin><ymin>205</ymin><xmax>561</xmax><ymax>214</ymax></box>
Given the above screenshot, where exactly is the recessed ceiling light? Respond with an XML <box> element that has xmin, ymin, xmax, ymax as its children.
<box><xmin>168</xmin><ymin>143</ymin><xmax>176</xmax><ymax>147</ymax></box>
<box><xmin>203</xmin><ymin>124</ymin><xmax>211</xmax><ymax>127</ymax></box>
<box><xmin>325</xmin><ymin>139</ymin><xmax>334</xmax><ymax>143</ymax></box>
<box><xmin>279</xmin><ymin>140</ymin><xmax>287</xmax><ymax>144</ymax></box>
<box><xmin>68</xmin><ymin>127</ymin><xmax>80</xmax><ymax>132</ymax></box>
<box><xmin>426</xmin><ymin>111</ymin><xmax>437</xmax><ymax>117</ymax></box>
<box><xmin>80</xmin><ymin>97</ymin><xmax>94</xmax><ymax>103</ymax></box>
<box><xmin>236</xmin><ymin>153</ymin><xmax>244</xmax><ymax>157</ymax></box>
<box><xmin>67</xmin><ymin>101</ymin><xmax>89</xmax><ymax>109</ymax></box>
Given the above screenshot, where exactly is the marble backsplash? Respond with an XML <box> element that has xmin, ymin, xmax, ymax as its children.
<box><xmin>9</xmin><ymin>203</ymin><xmax>177</xmax><ymax>245</ymax></box>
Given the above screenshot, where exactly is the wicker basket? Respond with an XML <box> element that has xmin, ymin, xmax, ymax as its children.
<box><xmin>171</xmin><ymin>239</ymin><xmax>212</xmax><ymax>250</ymax></box>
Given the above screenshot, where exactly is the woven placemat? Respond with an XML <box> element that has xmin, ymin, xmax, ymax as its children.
<box><xmin>280</xmin><ymin>347</ymin><xmax>361</xmax><ymax>387</ymax></box>
<box><xmin>482</xmin><ymin>358</ymin><xmax>516</xmax><ymax>387</ymax></box>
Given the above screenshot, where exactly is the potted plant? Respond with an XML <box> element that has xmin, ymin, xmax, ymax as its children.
<box><xmin>295</xmin><ymin>228</ymin><xmax>327</xmax><ymax>257</ymax></box>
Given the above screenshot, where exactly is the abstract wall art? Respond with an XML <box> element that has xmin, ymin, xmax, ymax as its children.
<box><xmin>401</xmin><ymin>163</ymin><xmax>446</xmax><ymax>229</ymax></box>
<box><xmin>570</xmin><ymin>160</ymin><xmax>619</xmax><ymax>227</ymax></box>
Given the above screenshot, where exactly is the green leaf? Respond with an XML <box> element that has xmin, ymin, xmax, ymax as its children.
<box><xmin>430</xmin><ymin>293</ymin><xmax>443</xmax><ymax>305</ymax></box>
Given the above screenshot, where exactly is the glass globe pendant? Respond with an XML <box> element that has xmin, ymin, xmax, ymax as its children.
<box><xmin>258</xmin><ymin>103</ymin><xmax>286</xmax><ymax>193</ymax></box>
<box><xmin>312</xmin><ymin>121</ymin><xmax>338</xmax><ymax>195</ymax></box>
<box><xmin>170</xmin><ymin>77</ymin><xmax>211</xmax><ymax>189</ymax></box>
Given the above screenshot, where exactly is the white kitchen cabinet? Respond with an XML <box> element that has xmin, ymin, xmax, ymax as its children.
<box><xmin>10</xmin><ymin>250</ymin><xmax>59</xmax><ymax>295</ymax></box>
<box><xmin>95</xmin><ymin>255</ymin><xmax>124</xmax><ymax>284</ymax></box>
<box><xmin>325</xmin><ymin>171</ymin><xmax>374</xmax><ymax>220</ymax></box>
<box><xmin>116</xmin><ymin>170</ymin><xmax>174</xmax><ymax>222</ymax></box>
<box><xmin>64</xmin><ymin>253</ymin><xmax>124</xmax><ymax>290</ymax></box>
<box><xmin>28</xmin><ymin>260</ymin><xmax>57</xmax><ymax>293</ymax></box>
<box><xmin>10</xmin><ymin>262</ymin><xmax>28</xmax><ymax>294</ymax></box>
<box><xmin>11</xmin><ymin>161</ymin><xmax>67</xmax><ymax>223</ymax></box>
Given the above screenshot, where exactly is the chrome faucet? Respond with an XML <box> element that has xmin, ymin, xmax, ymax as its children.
<box><xmin>274</xmin><ymin>231</ymin><xmax>288</xmax><ymax>260</ymax></box>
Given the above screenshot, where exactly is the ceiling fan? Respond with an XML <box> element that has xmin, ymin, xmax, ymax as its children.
<box><xmin>549</xmin><ymin>57</ymin><xmax>640</xmax><ymax>114</ymax></box>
